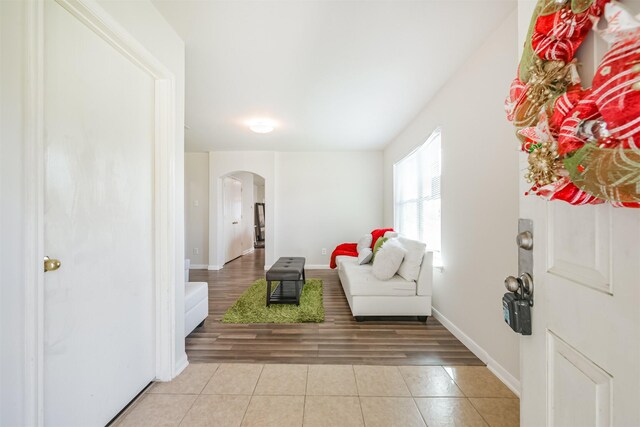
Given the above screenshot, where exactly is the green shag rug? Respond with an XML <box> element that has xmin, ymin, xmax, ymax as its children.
<box><xmin>222</xmin><ymin>278</ymin><xmax>324</xmax><ymax>323</ymax></box>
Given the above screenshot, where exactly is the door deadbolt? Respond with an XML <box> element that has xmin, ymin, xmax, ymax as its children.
<box><xmin>44</xmin><ymin>256</ymin><xmax>61</xmax><ymax>273</ymax></box>
<box><xmin>516</xmin><ymin>231</ymin><xmax>533</xmax><ymax>250</ymax></box>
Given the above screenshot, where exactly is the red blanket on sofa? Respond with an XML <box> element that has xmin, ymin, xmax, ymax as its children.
<box><xmin>329</xmin><ymin>243</ymin><xmax>357</xmax><ymax>269</ymax></box>
<box><xmin>329</xmin><ymin>228</ymin><xmax>394</xmax><ymax>269</ymax></box>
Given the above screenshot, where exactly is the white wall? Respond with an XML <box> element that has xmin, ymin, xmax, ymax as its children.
<box><xmin>1</xmin><ymin>2</ymin><xmax>27</xmax><ymax>425</ymax></box>
<box><xmin>0</xmin><ymin>1</ymin><xmax>185</xmax><ymax>424</ymax></box>
<box><xmin>255</xmin><ymin>183</ymin><xmax>265</xmax><ymax>204</ymax></box>
<box><xmin>207</xmin><ymin>151</ymin><xmax>383</xmax><ymax>269</ymax></box>
<box><xmin>275</xmin><ymin>152</ymin><xmax>383</xmax><ymax>267</ymax></box>
<box><xmin>185</xmin><ymin>153</ymin><xmax>209</xmax><ymax>267</ymax></box>
<box><xmin>383</xmin><ymin>12</ymin><xmax>520</xmax><ymax>389</ymax></box>
<box><xmin>96</xmin><ymin>0</ymin><xmax>187</xmax><ymax>375</ymax></box>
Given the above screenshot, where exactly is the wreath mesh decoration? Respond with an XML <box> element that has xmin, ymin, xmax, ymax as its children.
<box><xmin>505</xmin><ymin>0</ymin><xmax>640</xmax><ymax>207</ymax></box>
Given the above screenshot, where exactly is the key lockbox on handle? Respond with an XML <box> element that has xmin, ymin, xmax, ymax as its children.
<box><xmin>503</xmin><ymin>219</ymin><xmax>534</xmax><ymax>336</ymax></box>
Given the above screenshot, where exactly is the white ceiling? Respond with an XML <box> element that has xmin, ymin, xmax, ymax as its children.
<box><xmin>152</xmin><ymin>0</ymin><xmax>515</xmax><ymax>152</ymax></box>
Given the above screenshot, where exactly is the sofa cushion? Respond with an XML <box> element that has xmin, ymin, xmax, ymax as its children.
<box><xmin>342</xmin><ymin>262</ymin><xmax>416</xmax><ymax>296</ymax></box>
<box><xmin>357</xmin><ymin>234</ymin><xmax>373</xmax><ymax>252</ymax></box>
<box><xmin>357</xmin><ymin>248</ymin><xmax>373</xmax><ymax>265</ymax></box>
<box><xmin>384</xmin><ymin>231</ymin><xmax>399</xmax><ymax>239</ymax></box>
<box><xmin>372</xmin><ymin>238</ymin><xmax>406</xmax><ymax>280</ymax></box>
<box><xmin>372</xmin><ymin>236</ymin><xmax>387</xmax><ymax>260</ymax></box>
<box><xmin>371</xmin><ymin>228</ymin><xmax>394</xmax><ymax>249</ymax></box>
<box><xmin>185</xmin><ymin>282</ymin><xmax>208</xmax><ymax>312</ymax></box>
<box><xmin>336</xmin><ymin>255</ymin><xmax>358</xmax><ymax>271</ymax></box>
<box><xmin>397</xmin><ymin>236</ymin><xmax>427</xmax><ymax>282</ymax></box>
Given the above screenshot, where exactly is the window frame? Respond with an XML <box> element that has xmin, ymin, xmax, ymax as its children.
<box><xmin>393</xmin><ymin>127</ymin><xmax>442</xmax><ymax>268</ymax></box>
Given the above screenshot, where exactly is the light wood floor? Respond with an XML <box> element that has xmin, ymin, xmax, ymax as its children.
<box><xmin>187</xmin><ymin>249</ymin><xmax>483</xmax><ymax>366</ymax></box>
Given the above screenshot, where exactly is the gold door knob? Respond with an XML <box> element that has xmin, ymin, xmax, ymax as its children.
<box><xmin>44</xmin><ymin>256</ymin><xmax>61</xmax><ymax>272</ymax></box>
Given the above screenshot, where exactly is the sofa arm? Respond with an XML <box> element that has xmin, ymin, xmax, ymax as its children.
<box><xmin>416</xmin><ymin>251</ymin><xmax>433</xmax><ymax>296</ymax></box>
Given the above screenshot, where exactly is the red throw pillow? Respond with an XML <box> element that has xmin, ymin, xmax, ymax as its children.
<box><xmin>370</xmin><ymin>228</ymin><xmax>394</xmax><ymax>249</ymax></box>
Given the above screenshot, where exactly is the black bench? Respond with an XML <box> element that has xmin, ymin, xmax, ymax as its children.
<box><xmin>266</xmin><ymin>257</ymin><xmax>306</xmax><ymax>306</ymax></box>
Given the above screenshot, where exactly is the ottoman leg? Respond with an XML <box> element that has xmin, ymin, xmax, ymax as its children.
<box><xmin>266</xmin><ymin>280</ymin><xmax>272</xmax><ymax>306</ymax></box>
<box><xmin>295</xmin><ymin>281</ymin><xmax>299</xmax><ymax>305</ymax></box>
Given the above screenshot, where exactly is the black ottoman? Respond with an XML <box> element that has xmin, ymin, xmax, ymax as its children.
<box><xmin>266</xmin><ymin>257</ymin><xmax>306</xmax><ymax>306</ymax></box>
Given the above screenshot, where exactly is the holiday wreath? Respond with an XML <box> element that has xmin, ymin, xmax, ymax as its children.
<box><xmin>505</xmin><ymin>0</ymin><xmax>640</xmax><ymax>206</ymax></box>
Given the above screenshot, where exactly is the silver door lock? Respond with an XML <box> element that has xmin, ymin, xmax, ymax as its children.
<box><xmin>503</xmin><ymin>219</ymin><xmax>534</xmax><ymax>336</ymax></box>
<box><xmin>504</xmin><ymin>272</ymin><xmax>534</xmax><ymax>306</ymax></box>
<box><xmin>516</xmin><ymin>230</ymin><xmax>533</xmax><ymax>250</ymax></box>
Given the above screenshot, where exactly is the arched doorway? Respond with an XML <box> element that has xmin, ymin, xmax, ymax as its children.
<box><xmin>206</xmin><ymin>151</ymin><xmax>275</xmax><ymax>271</ymax></box>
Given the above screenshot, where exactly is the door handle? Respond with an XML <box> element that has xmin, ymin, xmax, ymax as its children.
<box><xmin>504</xmin><ymin>273</ymin><xmax>534</xmax><ymax>306</ymax></box>
<box><xmin>232</xmin><ymin>221</ymin><xmax>239</xmax><ymax>224</ymax></box>
<box><xmin>44</xmin><ymin>256</ymin><xmax>61</xmax><ymax>273</ymax></box>
<box><xmin>503</xmin><ymin>220</ymin><xmax>534</xmax><ymax>336</ymax></box>
<box><xmin>503</xmin><ymin>273</ymin><xmax>533</xmax><ymax>335</ymax></box>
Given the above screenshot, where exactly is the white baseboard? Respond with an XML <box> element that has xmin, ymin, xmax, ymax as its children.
<box><xmin>207</xmin><ymin>265</ymin><xmax>222</xmax><ymax>271</ymax></box>
<box><xmin>486</xmin><ymin>356</ymin><xmax>521</xmax><ymax>399</ymax></box>
<box><xmin>432</xmin><ymin>308</ymin><xmax>521</xmax><ymax>397</ymax></box>
<box><xmin>173</xmin><ymin>353</ymin><xmax>189</xmax><ymax>380</ymax></box>
<box><xmin>242</xmin><ymin>248</ymin><xmax>255</xmax><ymax>256</ymax></box>
<box><xmin>189</xmin><ymin>264</ymin><xmax>208</xmax><ymax>270</ymax></box>
<box><xmin>305</xmin><ymin>264</ymin><xmax>330</xmax><ymax>269</ymax></box>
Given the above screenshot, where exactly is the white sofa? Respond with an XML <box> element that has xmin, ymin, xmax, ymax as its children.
<box><xmin>336</xmin><ymin>239</ymin><xmax>433</xmax><ymax>321</ymax></box>
<box><xmin>185</xmin><ymin>282</ymin><xmax>208</xmax><ymax>336</ymax></box>
<box><xmin>184</xmin><ymin>259</ymin><xmax>209</xmax><ymax>337</ymax></box>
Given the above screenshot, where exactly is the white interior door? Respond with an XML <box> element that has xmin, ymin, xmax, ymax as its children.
<box><xmin>223</xmin><ymin>176</ymin><xmax>243</xmax><ymax>262</ymax></box>
<box><xmin>518</xmin><ymin>2</ymin><xmax>640</xmax><ymax>426</ymax></box>
<box><xmin>44</xmin><ymin>1</ymin><xmax>155</xmax><ymax>425</ymax></box>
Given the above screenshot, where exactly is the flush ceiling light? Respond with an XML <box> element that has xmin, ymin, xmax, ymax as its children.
<box><xmin>248</xmin><ymin>120</ymin><xmax>275</xmax><ymax>134</ymax></box>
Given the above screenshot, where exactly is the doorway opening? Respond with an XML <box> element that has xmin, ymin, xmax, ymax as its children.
<box><xmin>221</xmin><ymin>171</ymin><xmax>266</xmax><ymax>265</ymax></box>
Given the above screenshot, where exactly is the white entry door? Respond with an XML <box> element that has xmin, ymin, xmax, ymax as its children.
<box><xmin>517</xmin><ymin>1</ymin><xmax>640</xmax><ymax>426</ymax></box>
<box><xmin>43</xmin><ymin>1</ymin><xmax>155</xmax><ymax>425</ymax></box>
<box><xmin>223</xmin><ymin>176</ymin><xmax>243</xmax><ymax>263</ymax></box>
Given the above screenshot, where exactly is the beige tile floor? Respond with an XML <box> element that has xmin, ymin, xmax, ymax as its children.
<box><xmin>113</xmin><ymin>363</ymin><xmax>519</xmax><ymax>427</ymax></box>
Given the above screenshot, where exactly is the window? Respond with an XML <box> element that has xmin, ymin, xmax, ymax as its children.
<box><xmin>393</xmin><ymin>128</ymin><xmax>442</xmax><ymax>266</ymax></box>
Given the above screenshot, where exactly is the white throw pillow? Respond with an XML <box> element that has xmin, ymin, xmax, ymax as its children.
<box><xmin>357</xmin><ymin>234</ymin><xmax>373</xmax><ymax>253</ymax></box>
<box><xmin>372</xmin><ymin>238</ymin><xmax>406</xmax><ymax>280</ymax></box>
<box><xmin>357</xmin><ymin>248</ymin><xmax>373</xmax><ymax>265</ymax></box>
<box><xmin>384</xmin><ymin>231</ymin><xmax>399</xmax><ymax>239</ymax></box>
<box><xmin>397</xmin><ymin>236</ymin><xmax>427</xmax><ymax>282</ymax></box>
